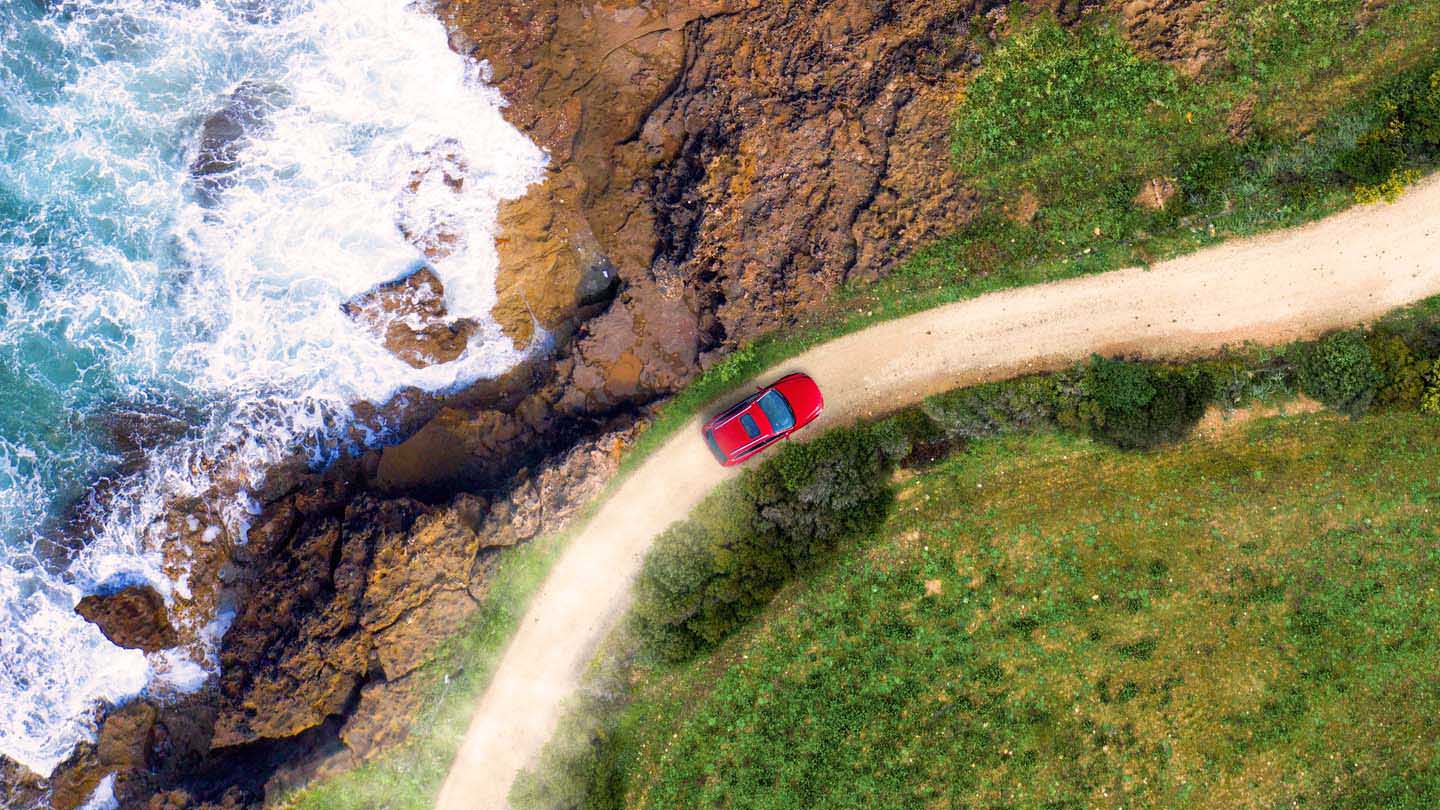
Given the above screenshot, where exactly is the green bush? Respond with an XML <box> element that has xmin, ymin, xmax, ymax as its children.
<box><xmin>1420</xmin><ymin>359</ymin><xmax>1440</xmax><ymax>415</ymax></box>
<box><xmin>1367</xmin><ymin>332</ymin><xmax>1428</xmax><ymax>409</ymax></box>
<box><xmin>1298</xmin><ymin>331</ymin><xmax>1383</xmax><ymax>415</ymax></box>
<box><xmin>632</xmin><ymin>425</ymin><xmax>894</xmax><ymax>662</ymax></box>
<box><xmin>1069</xmin><ymin>356</ymin><xmax>1213</xmax><ymax>449</ymax></box>
<box><xmin>1198</xmin><ymin>354</ymin><xmax>1295</xmax><ymax>409</ymax></box>
<box><xmin>921</xmin><ymin>375</ymin><xmax>1061</xmax><ymax>440</ymax></box>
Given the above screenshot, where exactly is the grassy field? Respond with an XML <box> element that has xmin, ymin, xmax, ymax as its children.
<box><xmin>606</xmin><ymin>412</ymin><xmax>1440</xmax><ymax>809</ymax></box>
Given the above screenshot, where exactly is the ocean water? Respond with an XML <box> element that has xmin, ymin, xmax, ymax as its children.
<box><xmin>0</xmin><ymin>0</ymin><xmax>543</xmax><ymax>776</ymax></box>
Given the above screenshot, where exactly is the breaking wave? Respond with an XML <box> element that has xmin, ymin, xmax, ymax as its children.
<box><xmin>0</xmin><ymin>0</ymin><xmax>543</xmax><ymax>776</ymax></box>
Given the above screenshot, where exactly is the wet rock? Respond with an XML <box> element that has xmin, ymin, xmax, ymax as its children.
<box><xmin>575</xmin><ymin>258</ymin><xmax>619</xmax><ymax>307</ymax></box>
<box><xmin>396</xmin><ymin>142</ymin><xmax>471</xmax><ymax>264</ymax></box>
<box><xmin>0</xmin><ymin>755</ymin><xmax>46</xmax><ymax>810</ymax></box>
<box><xmin>190</xmin><ymin>81</ymin><xmax>288</xmax><ymax>207</ymax></box>
<box><xmin>490</xmin><ymin>172</ymin><xmax>615</xmax><ymax>348</ymax></box>
<box><xmin>76</xmin><ymin>584</ymin><xmax>179</xmax><ymax>652</ymax></box>
<box><xmin>48</xmin><ymin>743</ymin><xmax>103</xmax><ymax>810</ymax></box>
<box><xmin>98</xmin><ymin>701</ymin><xmax>158</xmax><ymax>773</ymax></box>
<box><xmin>341</xmin><ymin>266</ymin><xmax>478</xmax><ymax>369</ymax></box>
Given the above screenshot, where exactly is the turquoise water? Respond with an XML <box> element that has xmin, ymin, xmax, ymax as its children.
<box><xmin>0</xmin><ymin>0</ymin><xmax>542</xmax><ymax>777</ymax></box>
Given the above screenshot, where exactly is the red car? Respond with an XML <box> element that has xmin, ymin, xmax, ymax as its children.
<box><xmin>702</xmin><ymin>373</ymin><xmax>824</xmax><ymax>466</ymax></box>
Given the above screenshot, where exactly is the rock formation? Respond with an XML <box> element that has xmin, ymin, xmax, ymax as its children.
<box><xmin>75</xmin><ymin>584</ymin><xmax>179</xmax><ymax>653</ymax></box>
<box><xmin>341</xmin><ymin>266</ymin><xmax>478</xmax><ymax>369</ymax></box>
<box><xmin>190</xmin><ymin>81</ymin><xmax>288</xmax><ymax>207</ymax></box>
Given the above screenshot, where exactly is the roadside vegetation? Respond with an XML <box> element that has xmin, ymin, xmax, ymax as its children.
<box><xmin>514</xmin><ymin>304</ymin><xmax>1440</xmax><ymax>809</ymax></box>
<box><xmin>624</xmin><ymin>0</ymin><xmax>1440</xmax><ymax>472</ymax></box>
<box><xmin>288</xmin><ymin>3</ymin><xmax>1440</xmax><ymax>807</ymax></box>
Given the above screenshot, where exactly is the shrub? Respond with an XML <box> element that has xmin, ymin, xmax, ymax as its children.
<box><xmin>748</xmin><ymin>425</ymin><xmax>895</xmax><ymax>569</ymax></box>
<box><xmin>1198</xmin><ymin>354</ymin><xmax>1295</xmax><ymax>409</ymax></box>
<box><xmin>921</xmin><ymin>375</ymin><xmax>1061</xmax><ymax>440</ymax></box>
<box><xmin>1072</xmin><ymin>356</ymin><xmax>1213</xmax><ymax>449</ymax></box>
<box><xmin>632</xmin><ymin>425</ymin><xmax>894</xmax><ymax>662</ymax></box>
<box><xmin>1367</xmin><ymin>332</ymin><xmax>1428</xmax><ymax>409</ymax></box>
<box><xmin>1298</xmin><ymin>331</ymin><xmax>1382</xmax><ymax>415</ymax></box>
<box><xmin>1420</xmin><ymin>359</ymin><xmax>1440</xmax><ymax>415</ymax></box>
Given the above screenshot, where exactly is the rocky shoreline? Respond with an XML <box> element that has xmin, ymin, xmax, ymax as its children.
<box><xmin>7</xmin><ymin>1</ymin><xmax>1218</xmax><ymax>807</ymax></box>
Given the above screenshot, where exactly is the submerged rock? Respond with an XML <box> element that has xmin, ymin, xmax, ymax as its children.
<box><xmin>190</xmin><ymin>81</ymin><xmax>289</xmax><ymax>208</ymax></box>
<box><xmin>341</xmin><ymin>266</ymin><xmax>478</xmax><ymax>369</ymax></box>
<box><xmin>75</xmin><ymin>584</ymin><xmax>179</xmax><ymax>653</ymax></box>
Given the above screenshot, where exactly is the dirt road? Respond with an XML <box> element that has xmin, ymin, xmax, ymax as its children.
<box><xmin>437</xmin><ymin>174</ymin><xmax>1440</xmax><ymax>810</ymax></box>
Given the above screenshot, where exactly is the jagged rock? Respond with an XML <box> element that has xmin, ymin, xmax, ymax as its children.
<box><xmin>1120</xmin><ymin>0</ymin><xmax>1219</xmax><ymax>77</ymax></box>
<box><xmin>76</xmin><ymin>584</ymin><xmax>179</xmax><ymax>652</ymax></box>
<box><xmin>99</xmin><ymin>701</ymin><xmax>158</xmax><ymax>773</ymax></box>
<box><xmin>341</xmin><ymin>266</ymin><xmax>478</xmax><ymax>369</ymax></box>
<box><xmin>475</xmin><ymin>427</ymin><xmax>636</xmax><ymax>549</ymax></box>
<box><xmin>361</xmin><ymin>505</ymin><xmax>484</xmax><ymax>679</ymax></box>
<box><xmin>558</xmin><ymin>283</ymin><xmax>700</xmax><ymax>415</ymax></box>
<box><xmin>0</xmin><ymin>755</ymin><xmax>46</xmax><ymax>810</ymax></box>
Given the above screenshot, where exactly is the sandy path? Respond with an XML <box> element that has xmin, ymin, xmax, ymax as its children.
<box><xmin>437</xmin><ymin>174</ymin><xmax>1440</xmax><ymax>810</ymax></box>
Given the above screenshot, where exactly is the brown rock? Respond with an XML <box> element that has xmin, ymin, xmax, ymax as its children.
<box><xmin>1120</xmin><ymin>0</ymin><xmax>1219</xmax><ymax>77</ymax></box>
<box><xmin>99</xmin><ymin>701</ymin><xmax>159</xmax><ymax>772</ymax></box>
<box><xmin>1134</xmin><ymin>177</ymin><xmax>1179</xmax><ymax>211</ymax></box>
<box><xmin>48</xmin><ymin>744</ymin><xmax>103</xmax><ymax>810</ymax></box>
<box><xmin>374</xmin><ymin>408</ymin><xmax>528</xmax><ymax>493</ymax></box>
<box><xmin>335</xmin><ymin>676</ymin><xmax>427</xmax><ymax>764</ymax></box>
<box><xmin>362</xmin><ymin>506</ymin><xmax>484</xmax><ymax>679</ymax></box>
<box><xmin>0</xmin><ymin>755</ymin><xmax>47</xmax><ymax>810</ymax></box>
<box><xmin>76</xmin><ymin>585</ymin><xmax>179</xmax><ymax>652</ymax></box>
<box><xmin>1227</xmin><ymin>94</ymin><xmax>1258</xmax><ymax>143</ymax></box>
<box><xmin>341</xmin><ymin>267</ymin><xmax>477</xmax><ymax>369</ymax></box>
<box><xmin>491</xmin><ymin>172</ymin><xmax>618</xmax><ymax>348</ymax></box>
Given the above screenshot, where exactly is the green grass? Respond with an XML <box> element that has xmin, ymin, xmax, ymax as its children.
<box><xmin>608</xmin><ymin>412</ymin><xmax>1440</xmax><ymax>809</ymax></box>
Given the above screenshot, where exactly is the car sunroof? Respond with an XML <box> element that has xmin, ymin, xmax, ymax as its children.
<box><xmin>739</xmin><ymin>413</ymin><xmax>761</xmax><ymax>439</ymax></box>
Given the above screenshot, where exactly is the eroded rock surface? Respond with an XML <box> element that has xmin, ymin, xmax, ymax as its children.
<box><xmin>341</xmin><ymin>266</ymin><xmax>478</xmax><ymax>369</ymax></box>
<box><xmin>75</xmin><ymin>584</ymin><xmax>179</xmax><ymax>653</ymax></box>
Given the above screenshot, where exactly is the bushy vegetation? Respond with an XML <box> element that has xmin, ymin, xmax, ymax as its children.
<box><xmin>632</xmin><ymin>425</ymin><xmax>899</xmax><ymax>663</ymax></box>
<box><xmin>1066</xmin><ymin>356</ymin><xmax>1214</xmax><ymax>449</ymax></box>
<box><xmin>1297</xmin><ymin>329</ymin><xmax>1383</xmax><ymax>414</ymax></box>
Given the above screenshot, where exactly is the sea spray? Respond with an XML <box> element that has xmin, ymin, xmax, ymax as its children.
<box><xmin>0</xmin><ymin>0</ymin><xmax>543</xmax><ymax>775</ymax></box>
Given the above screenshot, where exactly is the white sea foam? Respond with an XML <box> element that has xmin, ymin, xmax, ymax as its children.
<box><xmin>79</xmin><ymin>773</ymin><xmax>119</xmax><ymax>810</ymax></box>
<box><xmin>0</xmin><ymin>0</ymin><xmax>543</xmax><ymax>776</ymax></box>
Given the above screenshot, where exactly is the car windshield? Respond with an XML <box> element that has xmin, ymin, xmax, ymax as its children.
<box><xmin>757</xmin><ymin>390</ymin><xmax>795</xmax><ymax>432</ymax></box>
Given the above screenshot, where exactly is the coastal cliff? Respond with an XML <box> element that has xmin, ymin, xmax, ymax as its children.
<box><xmin>13</xmin><ymin>1</ymin><xmax>1222</xmax><ymax>807</ymax></box>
